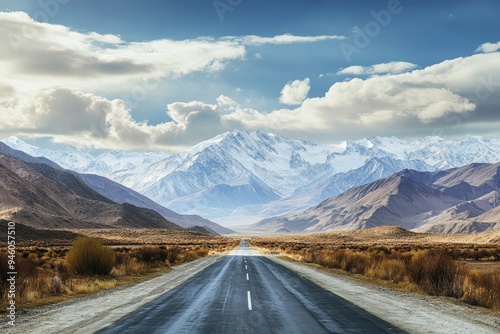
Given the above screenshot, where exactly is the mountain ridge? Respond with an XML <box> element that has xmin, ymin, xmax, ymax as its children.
<box><xmin>256</xmin><ymin>162</ymin><xmax>500</xmax><ymax>233</ymax></box>
<box><xmin>4</xmin><ymin>132</ymin><xmax>500</xmax><ymax>225</ymax></box>
<box><xmin>0</xmin><ymin>152</ymin><xmax>182</xmax><ymax>230</ymax></box>
<box><xmin>0</xmin><ymin>143</ymin><xmax>232</xmax><ymax>234</ymax></box>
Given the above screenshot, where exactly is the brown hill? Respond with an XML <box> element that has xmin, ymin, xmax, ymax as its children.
<box><xmin>0</xmin><ymin>153</ymin><xmax>181</xmax><ymax>230</ymax></box>
<box><xmin>256</xmin><ymin>162</ymin><xmax>500</xmax><ymax>233</ymax></box>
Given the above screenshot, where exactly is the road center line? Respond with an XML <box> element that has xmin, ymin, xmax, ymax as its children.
<box><xmin>247</xmin><ymin>291</ymin><xmax>252</xmax><ymax>311</ymax></box>
<box><xmin>245</xmin><ymin>265</ymin><xmax>248</xmax><ymax>270</ymax></box>
<box><xmin>246</xmin><ymin>273</ymin><xmax>249</xmax><ymax>280</ymax></box>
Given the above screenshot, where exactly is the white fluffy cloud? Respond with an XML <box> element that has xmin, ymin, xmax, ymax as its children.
<box><xmin>0</xmin><ymin>11</ymin><xmax>245</xmax><ymax>95</ymax></box>
<box><xmin>231</xmin><ymin>51</ymin><xmax>499</xmax><ymax>140</ymax></box>
<box><xmin>337</xmin><ymin>61</ymin><xmax>417</xmax><ymax>76</ymax></box>
<box><xmin>3</xmin><ymin>51</ymin><xmax>499</xmax><ymax>151</ymax></box>
<box><xmin>279</xmin><ymin>78</ymin><xmax>311</xmax><ymax>105</ymax></box>
<box><xmin>476</xmin><ymin>42</ymin><xmax>500</xmax><ymax>53</ymax></box>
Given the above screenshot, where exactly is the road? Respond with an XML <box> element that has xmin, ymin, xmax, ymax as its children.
<box><xmin>98</xmin><ymin>240</ymin><xmax>407</xmax><ymax>334</ymax></box>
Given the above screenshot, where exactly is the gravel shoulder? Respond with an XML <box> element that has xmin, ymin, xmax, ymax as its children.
<box><xmin>2</xmin><ymin>256</ymin><xmax>221</xmax><ymax>334</ymax></box>
<box><xmin>268</xmin><ymin>255</ymin><xmax>500</xmax><ymax>334</ymax></box>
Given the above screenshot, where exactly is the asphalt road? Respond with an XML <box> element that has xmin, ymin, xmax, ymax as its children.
<box><xmin>98</xmin><ymin>240</ymin><xmax>407</xmax><ymax>334</ymax></box>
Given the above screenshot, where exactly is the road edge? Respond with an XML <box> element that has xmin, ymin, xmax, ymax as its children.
<box><xmin>2</xmin><ymin>256</ymin><xmax>221</xmax><ymax>334</ymax></box>
<box><xmin>266</xmin><ymin>255</ymin><xmax>500</xmax><ymax>334</ymax></box>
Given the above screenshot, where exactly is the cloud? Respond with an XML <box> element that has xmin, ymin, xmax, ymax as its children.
<box><xmin>0</xmin><ymin>11</ymin><xmax>245</xmax><ymax>94</ymax></box>
<box><xmin>229</xmin><ymin>52</ymin><xmax>499</xmax><ymax>141</ymax></box>
<box><xmin>3</xmin><ymin>52</ymin><xmax>499</xmax><ymax>151</ymax></box>
<box><xmin>337</xmin><ymin>61</ymin><xmax>417</xmax><ymax>76</ymax></box>
<box><xmin>216</xmin><ymin>95</ymin><xmax>238</xmax><ymax>107</ymax></box>
<box><xmin>224</xmin><ymin>34</ymin><xmax>345</xmax><ymax>46</ymax></box>
<box><xmin>279</xmin><ymin>78</ymin><xmax>311</xmax><ymax>105</ymax></box>
<box><xmin>2</xmin><ymin>11</ymin><xmax>500</xmax><ymax>150</ymax></box>
<box><xmin>476</xmin><ymin>42</ymin><xmax>500</xmax><ymax>53</ymax></box>
<box><xmin>0</xmin><ymin>88</ymin><xmax>234</xmax><ymax>150</ymax></box>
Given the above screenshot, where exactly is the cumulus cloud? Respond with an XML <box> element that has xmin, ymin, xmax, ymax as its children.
<box><xmin>3</xmin><ymin>51</ymin><xmax>499</xmax><ymax>151</ymax></box>
<box><xmin>216</xmin><ymin>95</ymin><xmax>238</xmax><ymax>107</ymax></box>
<box><xmin>232</xmin><ymin>52</ymin><xmax>499</xmax><ymax>141</ymax></box>
<box><xmin>0</xmin><ymin>11</ymin><xmax>246</xmax><ymax>95</ymax></box>
<box><xmin>337</xmin><ymin>61</ymin><xmax>417</xmax><ymax>76</ymax></box>
<box><xmin>476</xmin><ymin>42</ymin><xmax>500</xmax><ymax>53</ymax></box>
<box><xmin>0</xmin><ymin>88</ymin><xmax>233</xmax><ymax>150</ymax></box>
<box><xmin>279</xmin><ymin>78</ymin><xmax>311</xmax><ymax>105</ymax></box>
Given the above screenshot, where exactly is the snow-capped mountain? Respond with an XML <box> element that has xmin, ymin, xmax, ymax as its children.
<box><xmin>1</xmin><ymin>136</ymin><xmax>170</xmax><ymax>177</ymax></box>
<box><xmin>3</xmin><ymin>132</ymin><xmax>500</xmax><ymax>225</ymax></box>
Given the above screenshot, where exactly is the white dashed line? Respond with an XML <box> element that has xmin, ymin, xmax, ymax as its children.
<box><xmin>247</xmin><ymin>291</ymin><xmax>252</xmax><ymax>311</ymax></box>
<box><xmin>245</xmin><ymin>265</ymin><xmax>247</xmax><ymax>270</ymax></box>
<box><xmin>246</xmin><ymin>273</ymin><xmax>249</xmax><ymax>281</ymax></box>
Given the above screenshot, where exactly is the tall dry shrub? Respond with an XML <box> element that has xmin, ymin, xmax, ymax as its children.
<box><xmin>66</xmin><ymin>236</ymin><xmax>115</xmax><ymax>276</ymax></box>
<box><xmin>341</xmin><ymin>250</ymin><xmax>372</xmax><ymax>274</ymax></box>
<box><xmin>372</xmin><ymin>259</ymin><xmax>407</xmax><ymax>282</ymax></box>
<box><xmin>462</xmin><ymin>271</ymin><xmax>500</xmax><ymax>311</ymax></box>
<box><xmin>407</xmin><ymin>250</ymin><xmax>463</xmax><ymax>296</ymax></box>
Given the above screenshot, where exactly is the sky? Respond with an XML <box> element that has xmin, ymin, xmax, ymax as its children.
<box><xmin>0</xmin><ymin>0</ymin><xmax>499</xmax><ymax>151</ymax></box>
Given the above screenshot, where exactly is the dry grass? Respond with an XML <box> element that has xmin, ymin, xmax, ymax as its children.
<box><xmin>251</xmin><ymin>229</ymin><xmax>500</xmax><ymax>312</ymax></box>
<box><xmin>66</xmin><ymin>236</ymin><xmax>115</xmax><ymax>275</ymax></box>
<box><xmin>69</xmin><ymin>228</ymin><xmax>238</xmax><ymax>247</ymax></box>
<box><xmin>252</xmin><ymin>225</ymin><xmax>500</xmax><ymax>247</ymax></box>
<box><xmin>0</xmin><ymin>232</ymin><xmax>238</xmax><ymax>313</ymax></box>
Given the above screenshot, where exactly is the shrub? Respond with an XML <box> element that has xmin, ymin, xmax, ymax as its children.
<box><xmin>462</xmin><ymin>271</ymin><xmax>500</xmax><ymax>311</ymax></box>
<box><xmin>341</xmin><ymin>250</ymin><xmax>371</xmax><ymax>274</ymax></box>
<box><xmin>51</xmin><ymin>276</ymin><xmax>62</xmax><ymax>294</ymax></box>
<box><xmin>166</xmin><ymin>246</ymin><xmax>181</xmax><ymax>264</ymax></box>
<box><xmin>407</xmin><ymin>250</ymin><xmax>462</xmax><ymax>296</ymax></box>
<box><xmin>66</xmin><ymin>236</ymin><xmax>116</xmax><ymax>276</ymax></box>
<box><xmin>372</xmin><ymin>259</ymin><xmax>406</xmax><ymax>282</ymax></box>
<box><xmin>132</xmin><ymin>247</ymin><xmax>168</xmax><ymax>264</ymax></box>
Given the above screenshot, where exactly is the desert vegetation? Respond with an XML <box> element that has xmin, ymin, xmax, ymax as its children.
<box><xmin>0</xmin><ymin>233</ymin><xmax>239</xmax><ymax>313</ymax></box>
<box><xmin>251</xmin><ymin>235</ymin><xmax>500</xmax><ymax>312</ymax></box>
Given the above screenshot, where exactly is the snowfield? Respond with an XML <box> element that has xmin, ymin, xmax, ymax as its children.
<box><xmin>2</xmin><ymin>253</ymin><xmax>498</xmax><ymax>334</ymax></box>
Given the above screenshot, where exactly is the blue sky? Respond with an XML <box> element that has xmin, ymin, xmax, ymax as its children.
<box><xmin>0</xmin><ymin>0</ymin><xmax>499</xmax><ymax>150</ymax></box>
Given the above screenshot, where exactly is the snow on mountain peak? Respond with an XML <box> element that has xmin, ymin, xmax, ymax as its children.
<box><xmin>3</xmin><ymin>136</ymin><xmax>38</xmax><ymax>151</ymax></box>
<box><xmin>3</xmin><ymin>132</ymin><xmax>500</xmax><ymax>224</ymax></box>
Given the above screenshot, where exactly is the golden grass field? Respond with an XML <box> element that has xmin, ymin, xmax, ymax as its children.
<box><xmin>250</xmin><ymin>226</ymin><xmax>500</xmax><ymax>312</ymax></box>
<box><xmin>0</xmin><ymin>226</ymin><xmax>239</xmax><ymax>313</ymax></box>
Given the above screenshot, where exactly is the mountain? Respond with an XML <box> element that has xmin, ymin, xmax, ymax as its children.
<box><xmin>0</xmin><ymin>151</ymin><xmax>182</xmax><ymax>230</ymax></box>
<box><xmin>0</xmin><ymin>142</ymin><xmax>232</xmax><ymax>234</ymax></box>
<box><xmin>3</xmin><ymin>133</ymin><xmax>500</xmax><ymax>224</ymax></box>
<box><xmin>256</xmin><ymin>163</ymin><xmax>500</xmax><ymax>233</ymax></box>
<box><xmin>78</xmin><ymin>173</ymin><xmax>233</xmax><ymax>234</ymax></box>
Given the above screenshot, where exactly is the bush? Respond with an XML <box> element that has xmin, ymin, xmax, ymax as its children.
<box><xmin>132</xmin><ymin>247</ymin><xmax>168</xmax><ymax>264</ymax></box>
<box><xmin>66</xmin><ymin>236</ymin><xmax>116</xmax><ymax>276</ymax></box>
<box><xmin>166</xmin><ymin>246</ymin><xmax>180</xmax><ymax>264</ymax></box>
<box><xmin>462</xmin><ymin>271</ymin><xmax>500</xmax><ymax>310</ymax></box>
<box><xmin>372</xmin><ymin>259</ymin><xmax>406</xmax><ymax>282</ymax></box>
<box><xmin>407</xmin><ymin>250</ymin><xmax>462</xmax><ymax>296</ymax></box>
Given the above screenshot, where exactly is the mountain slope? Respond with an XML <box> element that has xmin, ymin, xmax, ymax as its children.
<box><xmin>0</xmin><ymin>152</ymin><xmax>182</xmax><ymax>230</ymax></box>
<box><xmin>256</xmin><ymin>163</ymin><xmax>500</xmax><ymax>233</ymax></box>
<box><xmin>0</xmin><ymin>143</ymin><xmax>232</xmax><ymax>234</ymax></box>
<box><xmin>4</xmin><ymin>133</ymin><xmax>500</xmax><ymax>224</ymax></box>
<box><xmin>78</xmin><ymin>173</ymin><xmax>233</xmax><ymax>234</ymax></box>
